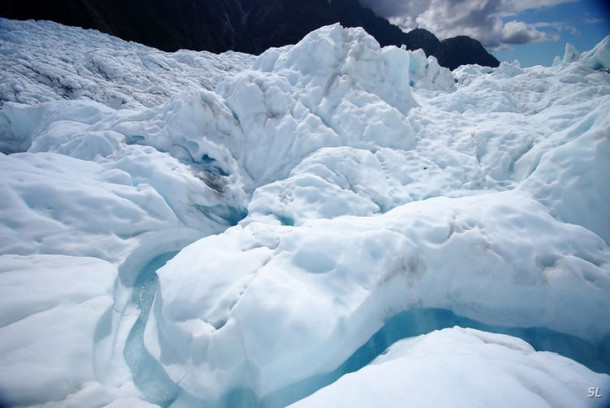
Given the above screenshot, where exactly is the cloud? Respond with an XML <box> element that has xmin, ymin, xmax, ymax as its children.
<box><xmin>358</xmin><ymin>0</ymin><xmax>575</xmax><ymax>50</ymax></box>
<box><xmin>584</xmin><ymin>17</ymin><xmax>606</xmax><ymax>24</ymax></box>
<box><xmin>502</xmin><ymin>20</ymin><xmax>560</xmax><ymax>44</ymax></box>
<box><xmin>533</xmin><ymin>21</ymin><xmax>580</xmax><ymax>36</ymax></box>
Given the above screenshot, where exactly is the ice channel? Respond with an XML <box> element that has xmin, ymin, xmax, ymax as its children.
<box><xmin>124</xmin><ymin>251</ymin><xmax>180</xmax><ymax>406</ymax></box>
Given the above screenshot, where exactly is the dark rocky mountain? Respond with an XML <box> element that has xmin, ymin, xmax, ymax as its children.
<box><xmin>0</xmin><ymin>0</ymin><xmax>499</xmax><ymax>69</ymax></box>
<box><xmin>440</xmin><ymin>36</ymin><xmax>501</xmax><ymax>70</ymax></box>
<box><xmin>406</xmin><ymin>28</ymin><xmax>443</xmax><ymax>57</ymax></box>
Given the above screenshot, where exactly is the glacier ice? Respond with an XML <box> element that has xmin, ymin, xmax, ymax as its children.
<box><xmin>579</xmin><ymin>37</ymin><xmax>610</xmax><ymax>72</ymax></box>
<box><xmin>289</xmin><ymin>327</ymin><xmax>610</xmax><ymax>408</ymax></box>
<box><xmin>149</xmin><ymin>191</ymin><xmax>610</xmax><ymax>406</ymax></box>
<box><xmin>0</xmin><ymin>19</ymin><xmax>254</xmax><ymax>109</ymax></box>
<box><xmin>0</xmin><ymin>17</ymin><xmax>610</xmax><ymax>408</ymax></box>
<box><xmin>0</xmin><ymin>254</ymin><xmax>116</xmax><ymax>405</ymax></box>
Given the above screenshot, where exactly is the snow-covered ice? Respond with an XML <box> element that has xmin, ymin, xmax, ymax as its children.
<box><xmin>0</xmin><ymin>19</ymin><xmax>254</xmax><ymax>110</ymax></box>
<box><xmin>1</xmin><ymin>17</ymin><xmax>609</xmax><ymax>407</ymax></box>
<box><xmin>289</xmin><ymin>327</ymin><xmax>610</xmax><ymax>408</ymax></box>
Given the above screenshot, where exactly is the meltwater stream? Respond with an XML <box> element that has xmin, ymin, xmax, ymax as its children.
<box><xmin>123</xmin><ymin>251</ymin><xmax>180</xmax><ymax>407</ymax></box>
<box><xmin>120</xmin><ymin>247</ymin><xmax>259</xmax><ymax>408</ymax></box>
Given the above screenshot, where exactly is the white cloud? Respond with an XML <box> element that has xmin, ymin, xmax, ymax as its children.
<box><xmin>502</xmin><ymin>0</ymin><xmax>575</xmax><ymax>14</ymax></box>
<box><xmin>358</xmin><ymin>0</ymin><xmax>576</xmax><ymax>50</ymax></box>
<box><xmin>584</xmin><ymin>17</ymin><xmax>606</xmax><ymax>24</ymax></box>
<box><xmin>534</xmin><ymin>21</ymin><xmax>580</xmax><ymax>36</ymax></box>
<box><xmin>502</xmin><ymin>20</ymin><xmax>560</xmax><ymax>44</ymax></box>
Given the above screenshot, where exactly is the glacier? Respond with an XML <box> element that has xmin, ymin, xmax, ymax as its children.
<box><xmin>1</xmin><ymin>17</ymin><xmax>610</xmax><ymax>408</ymax></box>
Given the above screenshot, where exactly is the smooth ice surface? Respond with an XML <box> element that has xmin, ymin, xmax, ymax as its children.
<box><xmin>0</xmin><ymin>254</ymin><xmax>116</xmax><ymax>405</ymax></box>
<box><xmin>1</xmin><ymin>18</ymin><xmax>609</xmax><ymax>408</ymax></box>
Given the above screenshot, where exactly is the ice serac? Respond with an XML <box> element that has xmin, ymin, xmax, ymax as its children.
<box><xmin>222</xmin><ymin>23</ymin><xmax>417</xmax><ymax>185</ymax></box>
<box><xmin>1</xmin><ymin>18</ymin><xmax>610</xmax><ymax>408</ymax></box>
<box><xmin>581</xmin><ymin>35</ymin><xmax>610</xmax><ymax>72</ymax></box>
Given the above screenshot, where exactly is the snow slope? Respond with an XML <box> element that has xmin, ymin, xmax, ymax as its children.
<box><xmin>1</xmin><ymin>18</ymin><xmax>610</xmax><ymax>407</ymax></box>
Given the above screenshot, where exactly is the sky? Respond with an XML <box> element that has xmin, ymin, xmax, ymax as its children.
<box><xmin>359</xmin><ymin>0</ymin><xmax>610</xmax><ymax>66</ymax></box>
